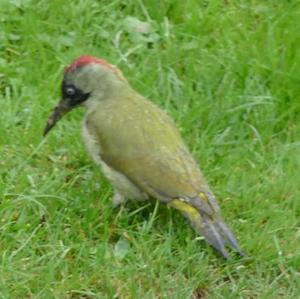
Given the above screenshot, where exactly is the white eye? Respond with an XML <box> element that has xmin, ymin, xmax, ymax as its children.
<box><xmin>65</xmin><ymin>86</ymin><xmax>76</xmax><ymax>96</ymax></box>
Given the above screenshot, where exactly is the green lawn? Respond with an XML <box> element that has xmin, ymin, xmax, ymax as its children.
<box><xmin>1</xmin><ymin>1</ymin><xmax>300</xmax><ymax>298</ymax></box>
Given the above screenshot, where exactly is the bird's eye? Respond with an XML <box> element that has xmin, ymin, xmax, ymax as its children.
<box><xmin>62</xmin><ymin>81</ymin><xmax>90</xmax><ymax>104</ymax></box>
<box><xmin>65</xmin><ymin>86</ymin><xmax>76</xmax><ymax>96</ymax></box>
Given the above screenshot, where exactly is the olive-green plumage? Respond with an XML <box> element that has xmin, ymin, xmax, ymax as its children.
<box><xmin>86</xmin><ymin>90</ymin><xmax>205</xmax><ymax>200</ymax></box>
<box><xmin>44</xmin><ymin>55</ymin><xmax>243</xmax><ymax>259</ymax></box>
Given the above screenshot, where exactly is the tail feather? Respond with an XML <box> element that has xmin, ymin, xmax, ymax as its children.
<box><xmin>200</xmin><ymin>214</ymin><xmax>230</xmax><ymax>259</ymax></box>
<box><xmin>168</xmin><ymin>199</ymin><xmax>242</xmax><ymax>259</ymax></box>
<box><xmin>216</xmin><ymin>220</ymin><xmax>244</xmax><ymax>256</ymax></box>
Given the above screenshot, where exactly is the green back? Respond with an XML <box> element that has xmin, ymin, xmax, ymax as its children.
<box><xmin>86</xmin><ymin>89</ymin><xmax>209</xmax><ymax>201</ymax></box>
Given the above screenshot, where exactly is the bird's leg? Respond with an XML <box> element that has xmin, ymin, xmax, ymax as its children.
<box><xmin>112</xmin><ymin>190</ymin><xmax>127</xmax><ymax>207</ymax></box>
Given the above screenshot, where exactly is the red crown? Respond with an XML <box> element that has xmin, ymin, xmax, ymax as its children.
<box><xmin>65</xmin><ymin>55</ymin><xmax>117</xmax><ymax>73</ymax></box>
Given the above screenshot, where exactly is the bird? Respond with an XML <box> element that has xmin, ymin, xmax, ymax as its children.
<box><xmin>44</xmin><ymin>55</ymin><xmax>243</xmax><ymax>259</ymax></box>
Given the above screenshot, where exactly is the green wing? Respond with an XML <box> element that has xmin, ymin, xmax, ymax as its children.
<box><xmin>86</xmin><ymin>92</ymin><xmax>209</xmax><ymax>201</ymax></box>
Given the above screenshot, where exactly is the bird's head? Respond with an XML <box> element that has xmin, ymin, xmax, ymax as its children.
<box><xmin>43</xmin><ymin>55</ymin><xmax>126</xmax><ymax>136</ymax></box>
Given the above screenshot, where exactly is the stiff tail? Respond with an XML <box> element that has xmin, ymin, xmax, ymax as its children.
<box><xmin>169</xmin><ymin>199</ymin><xmax>243</xmax><ymax>259</ymax></box>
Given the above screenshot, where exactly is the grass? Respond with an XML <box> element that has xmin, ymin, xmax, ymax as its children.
<box><xmin>1</xmin><ymin>0</ymin><xmax>300</xmax><ymax>298</ymax></box>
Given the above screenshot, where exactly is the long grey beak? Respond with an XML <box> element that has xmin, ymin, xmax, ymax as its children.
<box><xmin>43</xmin><ymin>99</ymin><xmax>71</xmax><ymax>136</ymax></box>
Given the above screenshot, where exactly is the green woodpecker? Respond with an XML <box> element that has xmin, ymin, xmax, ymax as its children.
<box><xmin>44</xmin><ymin>55</ymin><xmax>243</xmax><ymax>259</ymax></box>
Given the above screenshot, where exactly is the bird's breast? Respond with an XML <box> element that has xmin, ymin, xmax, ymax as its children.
<box><xmin>82</xmin><ymin>119</ymin><xmax>103</xmax><ymax>166</ymax></box>
<box><xmin>81</xmin><ymin>118</ymin><xmax>148</xmax><ymax>201</ymax></box>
